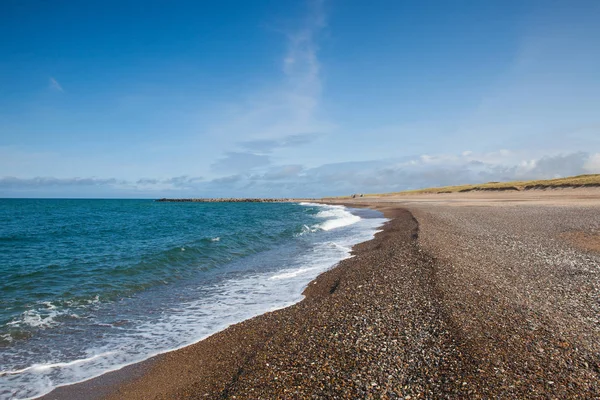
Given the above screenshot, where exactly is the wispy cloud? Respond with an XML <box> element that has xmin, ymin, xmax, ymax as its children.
<box><xmin>0</xmin><ymin>177</ymin><xmax>119</xmax><ymax>188</ymax></box>
<box><xmin>211</xmin><ymin>174</ymin><xmax>243</xmax><ymax>184</ymax></box>
<box><xmin>238</xmin><ymin>133</ymin><xmax>318</xmax><ymax>153</ymax></box>
<box><xmin>0</xmin><ymin>175</ymin><xmax>205</xmax><ymax>192</ymax></box>
<box><xmin>135</xmin><ymin>176</ymin><xmax>204</xmax><ymax>189</ymax></box>
<box><xmin>281</xmin><ymin>0</ymin><xmax>326</xmax><ymax>114</ymax></box>
<box><xmin>49</xmin><ymin>77</ymin><xmax>63</xmax><ymax>92</ymax></box>
<box><xmin>209</xmin><ymin>0</ymin><xmax>332</xmax><ymax>173</ymax></box>
<box><xmin>583</xmin><ymin>153</ymin><xmax>600</xmax><ymax>173</ymax></box>
<box><xmin>210</xmin><ymin>152</ymin><xmax>270</xmax><ymax>173</ymax></box>
<box><xmin>247</xmin><ymin>164</ymin><xmax>304</xmax><ymax>181</ymax></box>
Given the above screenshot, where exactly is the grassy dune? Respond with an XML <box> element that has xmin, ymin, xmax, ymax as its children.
<box><xmin>326</xmin><ymin>174</ymin><xmax>600</xmax><ymax>199</ymax></box>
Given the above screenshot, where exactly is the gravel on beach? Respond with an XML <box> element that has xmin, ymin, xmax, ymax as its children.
<box><xmin>410</xmin><ymin>204</ymin><xmax>600</xmax><ymax>398</ymax></box>
<box><xmin>55</xmin><ymin>199</ymin><xmax>600</xmax><ymax>399</ymax></box>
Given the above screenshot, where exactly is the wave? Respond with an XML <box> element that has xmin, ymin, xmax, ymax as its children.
<box><xmin>0</xmin><ymin>352</ymin><xmax>115</xmax><ymax>377</ymax></box>
<box><xmin>308</xmin><ymin>204</ymin><xmax>362</xmax><ymax>231</ymax></box>
<box><xmin>268</xmin><ymin>266</ymin><xmax>319</xmax><ymax>280</ymax></box>
<box><xmin>7</xmin><ymin>302</ymin><xmax>66</xmax><ymax>330</ymax></box>
<box><xmin>295</xmin><ymin>224</ymin><xmax>317</xmax><ymax>237</ymax></box>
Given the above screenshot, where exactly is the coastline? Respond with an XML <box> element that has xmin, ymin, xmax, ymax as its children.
<box><xmin>37</xmin><ymin>203</ymin><xmax>388</xmax><ymax>400</ymax></box>
<box><xmin>41</xmin><ymin>190</ymin><xmax>600</xmax><ymax>398</ymax></box>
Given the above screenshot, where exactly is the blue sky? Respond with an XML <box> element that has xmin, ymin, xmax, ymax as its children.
<box><xmin>1</xmin><ymin>0</ymin><xmax>599</xmax><ymax>198</ymax></box>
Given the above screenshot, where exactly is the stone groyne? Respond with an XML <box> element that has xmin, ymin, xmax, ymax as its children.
<box><xmin>155</xmin><ymin>198</ymin><xmax>299</xmax><ymax>203</ymax></box>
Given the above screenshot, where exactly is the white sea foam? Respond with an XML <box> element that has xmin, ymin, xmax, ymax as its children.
<box><xmin>7</xmin><ymin>303</ymin><xmax>65</xmax><ymax>330</ymax></box>
<box><xmin>328</xmin><ymin>242</ymin><xmax>353</xmax><ymax>252</ymax></box>
<box><xmin>0</xmin><ymin>333</ymin><xmax>13</xmax><ymax>344</ymax></box>
<box><xmin>0</xmin><ymin>352</ymin><xmax>115</xmax><ymax>377</ymax></box>
<box><xmin>70</xmin><ymin>295</ymin><xmax>99</xmax><ymax>306</ymax></box>
<box><xmin>268</xmin><ymin>266</ymin><xmax>319</xmax><ymax>280</ymax></box>
<box><xmin>300</xmin><ymin>203</ymin><xmax>361</xmax><ymax>231</ymax></box>
<box><xmin>295</xmin><ymin>224</ymin><xmax>317</xmax><ymax>237</ymax></box>
<box><xmin>211</xmin><ymin>237</ymin><xmax>220</xmax><ymax>242</ymax></box>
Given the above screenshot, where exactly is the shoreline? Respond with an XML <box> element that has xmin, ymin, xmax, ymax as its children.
<box><xmin>40</xmin><ymin>190</ymin><xmax>600</xmax><ymax>398</ymax></box>
<box><xmin>38</xmin><ymin>203</ymin><xmax>387</xmax><ymax>400</ymax></box>
<box><xmin>41</xmin><ymin>205</ymin><xmax>473</xmax><ymax>399</ymax></box>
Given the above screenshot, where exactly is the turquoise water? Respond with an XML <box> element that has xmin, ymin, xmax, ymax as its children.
<box><xmin>0</xmin><ymin>199</ymin><xmax>385</xmax><ymax>399</ymax></box>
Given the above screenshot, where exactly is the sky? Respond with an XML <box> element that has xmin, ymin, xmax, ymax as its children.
<box><xmin>1</xmin><ymin>0</ymin><xmax>599</xmax><ymax>198</ymax></box>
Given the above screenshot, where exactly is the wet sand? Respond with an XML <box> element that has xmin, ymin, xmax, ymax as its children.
<box><xmin>42</xmin><ymin>189</ymin><xmax>600</xmax><ymax>399</ymax></box>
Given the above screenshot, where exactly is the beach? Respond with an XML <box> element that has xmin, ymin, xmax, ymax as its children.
<box><xmin>41</xmin><ymin>189</ymin><xmax>600</xmax><ymax>399</ymax></box>
<box><xmin>6</xmin><ymin>0</ymin><xmax>600</xmax><ymax>397</ymax></box>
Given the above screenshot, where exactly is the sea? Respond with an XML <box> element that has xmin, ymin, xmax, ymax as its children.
<box><xmin>0</xmin><ymin>199</ymin><xmax>386</xmax><ymax>399</ymax></box>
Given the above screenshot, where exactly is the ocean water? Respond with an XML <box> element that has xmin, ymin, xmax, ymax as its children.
<box><xmin>0</xmin><ymin>199</ymin><xmax>386</xmax><ymax>399</ymax></box>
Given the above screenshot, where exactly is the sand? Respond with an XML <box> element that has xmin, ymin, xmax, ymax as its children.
<box><xmin>41</xmin><ymin>188</ymin><xmax>600</xmax><ymax>399</ymax></box>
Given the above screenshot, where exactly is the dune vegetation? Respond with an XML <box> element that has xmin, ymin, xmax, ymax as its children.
<box><xmin>326</xmin><ymin>174</ymin><xmax>600</xmax><ymax>199</ymax></box>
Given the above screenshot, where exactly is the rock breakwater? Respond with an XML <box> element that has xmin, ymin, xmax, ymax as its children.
<box><xmin>155</xmin><ymin>198</ymin><xmax>296</xmax><ymax>203</ymax></box>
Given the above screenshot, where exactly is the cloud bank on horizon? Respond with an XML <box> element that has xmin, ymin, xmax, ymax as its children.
<box><xmin>1</xmin><ymin>0</ymin><xmax>599</xmax><ymax>198</ymax></box>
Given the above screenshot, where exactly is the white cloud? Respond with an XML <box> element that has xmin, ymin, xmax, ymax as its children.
<box><xmin>2</xmin><ymin>150</ymin><xmax>597</xmax><ymax>198</ymax></box>
<box><xmin>49</xmin><ymin>77</ymin><xmax>63</xmax><ymax>92</ymax></box>
<box><xmin>0</xmin><ymin>175</ymin><xmax>206</xmax><ymax>194</ymax></box>
<box><xmin>281</xmin><ymin>0</ymin><xmax>325</xmax><ymax>103</ymax></box>
<box><xmin>210</xmin><ymin>152</ymin><xmax>271</xmax><ymax>173</ymax></box>
<box><xmin>135</xmin><ymin>176</ymin><xmax>204</xmax><ymax>190</ymax></box>
<box><xmin>0</xmin><ymin>176</ymin><xmax>121</xmax><ymax>189</ymax></box>
<box><xmin>256</xmin><ymin>164</ymin><xmax>304</xmax><ymax>181</ymax></box>
<box><xmin>238</xmin><ymin>133</ymin><xmax>318</xmax><ymax>153</ymax></box>
<box><xmin>584</xmin><ymin>153</ymin><xmax>600</xmax><ymax>173</ymax></box>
